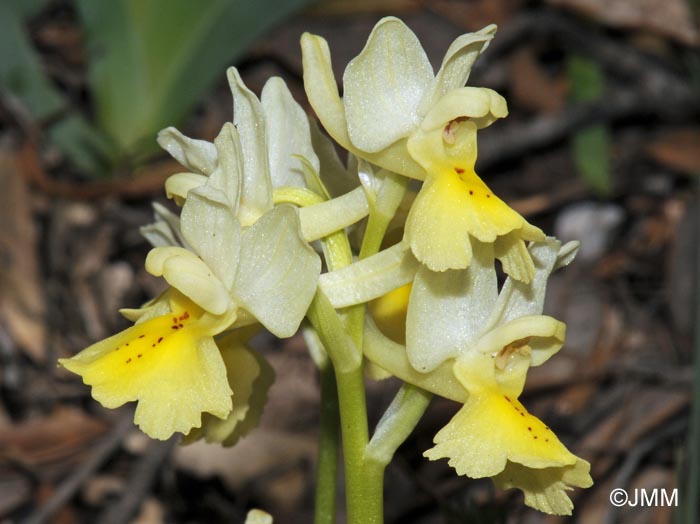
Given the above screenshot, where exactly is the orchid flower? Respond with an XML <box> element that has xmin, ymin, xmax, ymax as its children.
<box><xmin>362</xmin><ymin>239</ymin><xmax>591</xmax><ymax>514</ymax></box>
<box><xmin>60</xmin><ymin>72</ymin><xmax>323</xmax><ymax>441</ymax></box>
<box><xmin>302</xmin><ymin>17</ymin><xmax>544</xmax><ymax>278</ymax></box>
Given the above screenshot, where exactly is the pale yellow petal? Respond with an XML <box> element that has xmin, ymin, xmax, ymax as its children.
<box><xmin>363</xmin><ymin>316</ymin><xmax>467</xmax><ymax>402</ymax></box>
<box><xmin>420</xmin><ymin>87</ymin><xmax>507</xmax><ymax>131</ymax></box>
<box><xmin>208</xmin><ymin>123</ymin><xmax>243</xmax><ymax>211</ymax></box>
<box><xmin>184</xmin><ymin>336</ymin><xmax>274</xmax><ymax>447</ymax></box>
<box><xmin>483</xmin><ymin>239</ymin><xmax>561</xmax><ymax>333</ymax></box>
<box><xmin>145</xmin><ymin>247</ymin><xmax>231</xmax><ymax>315</ymax></box>
<box><xmin>180</xmin><ymin>186</ymin><xmax>241</xmax><ymax>289</ymax></box>
<box><xmin>164</xmin><ymin>172</ymin><xmax>208</xmax><ymax>205</ymax></box>
<box><xmin>406</xmin><ymin>246</ymin><xmax>497</xmax><ymax>372</ymax></box>
<box><xmin>494</xmin><ymin>233</ymin><xmax>535</xmax><ymax>284</ymax></box>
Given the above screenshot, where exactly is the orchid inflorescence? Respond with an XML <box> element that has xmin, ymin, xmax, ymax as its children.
<box><xmin>61</xmin><ymin>17</ymin><xmax>592</xmax><ymax>522</ymax></box>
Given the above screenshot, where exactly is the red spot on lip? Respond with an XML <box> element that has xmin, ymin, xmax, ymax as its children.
<box><xmin>454</xmin><ymin>167</ymin><xmax>465</xmax><ymax>174</ymax></box>
<box><xmin>126</xmin><ymin>358</ymin><xmax>132</xmax><ymax>363</ymax></box>
<box><xmin>171</xmin><ymin>326</ymin><xmax>179</xmax><ymax>330</ymax></box>
<box><xmin>469</xmin><ymin>190</ymin><xmax>473</xmax><ymax>195</ymax></box>
<box><xmin>157</xmin><ymin>337</ymin><xmax>163</xmax><ymax>343</ymax></box>
<box><xmin>504</xmin><ymin>396</ymin><xmax>510</xmax><ymax>402</ymax></box>
<box><xmin>527</xmin><ymin>427</ymin><xmax>532</xmax><ymax>431</ymax></box>
<box><xmin>138</xmin><ymin>335</ymin><xmax>145</xmax><ymax>339</ymax></box>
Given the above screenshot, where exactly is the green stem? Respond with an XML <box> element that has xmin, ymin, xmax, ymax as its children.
<box><xmin>308</xmin><ymin>291</ymin><xmax>379</xmax><ymax>524</ymax></box>
<box><xmin>358</xmin><ymin>385</ymin><xmax>431</xmax><ymax>524</ymax></box>
<box><xmin>336</xmin><ymin>366</ymin><xmax>377</xmax><ymax>524</ymax></box>
<box><xmin>315</xmin><ymin>364</ymin><xmax>339</xmax><ymax>524</ymax></box>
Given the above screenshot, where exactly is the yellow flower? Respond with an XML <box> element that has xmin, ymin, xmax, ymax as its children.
<box><xmin>424</xmin><ymin>349</ymin><xmax>592</xmax><ymax>516</ymax></box>
<box><xmin>59</xmin><ymin>293</ymin><xmax>234</xmax><ymax>440</ymax></box>
<box><xmin>62</xmin><ymin>74</ymin><xmax>324</xmax><ymax>440</ymax></box>
<box><xmin>302</xmin><ymin>17</ymin><xmax>543</xmax><ymax>278</ymax></box>
<box><xmin>361</xmin><ymin>239</ymin><xmax>592</xmax><ymax>514</ymax></box>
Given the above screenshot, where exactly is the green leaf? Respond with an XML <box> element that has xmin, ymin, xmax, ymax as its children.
<box><xmin>567</xmin><ymin>54</ymin><xmax>612</xmax><ymax>196</ymax></box>
<box><xmin>76</xmin><ymin>0</ymin><xmax>313</xmax><ymax>164</ymax></box>
<box><xmin>0</xmin><ymin>2</ymin><xmax>64</xmax><ymax>120</ymax></box>
<box><xmin>0</xmin><ymin>3</ymin><xmax>112</xmax><ymax>174</ymax></box>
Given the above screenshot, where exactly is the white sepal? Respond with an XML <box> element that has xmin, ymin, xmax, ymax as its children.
<box><xmin>227</xmin><ymin>67</ymin><xmax>273</xmax><ymax>225</ymax></box>
<box><xmin>157</xmin><ymin>127</ymin><xmax>218</xmax><ymax>175</ymax></box>
<box><xmin>406</xmin><ymin>243</ymin><xmax>497</xmax><ymax>372</ymax></box>
<box><xmin>180</xmin><ymin>186</ymin><xmax>241</xmax><ymax>290</ymax></box>
<box><xmin>343</xmin><ymin>17</ymin><xmax>432</xmax><ymax>153</ymax></box>
<box><xmin>417</xmin><ymin>25</ymin><xmax>497</xmax><ymax>115</ymax></box>
<box><xmin>261</xmin><ymin>77</ymin><xmax>319</xmax><ymax>188</ymax></box>
<box><xmin>233</xmin><ymin>205</ymin><xmax>321</xmax><ymax>338</ymax></box>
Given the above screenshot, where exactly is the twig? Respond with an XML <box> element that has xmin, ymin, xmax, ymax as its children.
<box><xmin>22</xmin><ymin>412</ymin><xmax>134</xmax><ymax>524</ymax></box>
<box><xmin>96</xmin><ymin>437</ymin><xmax>177</xmax><ymax>524</ymax></box>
